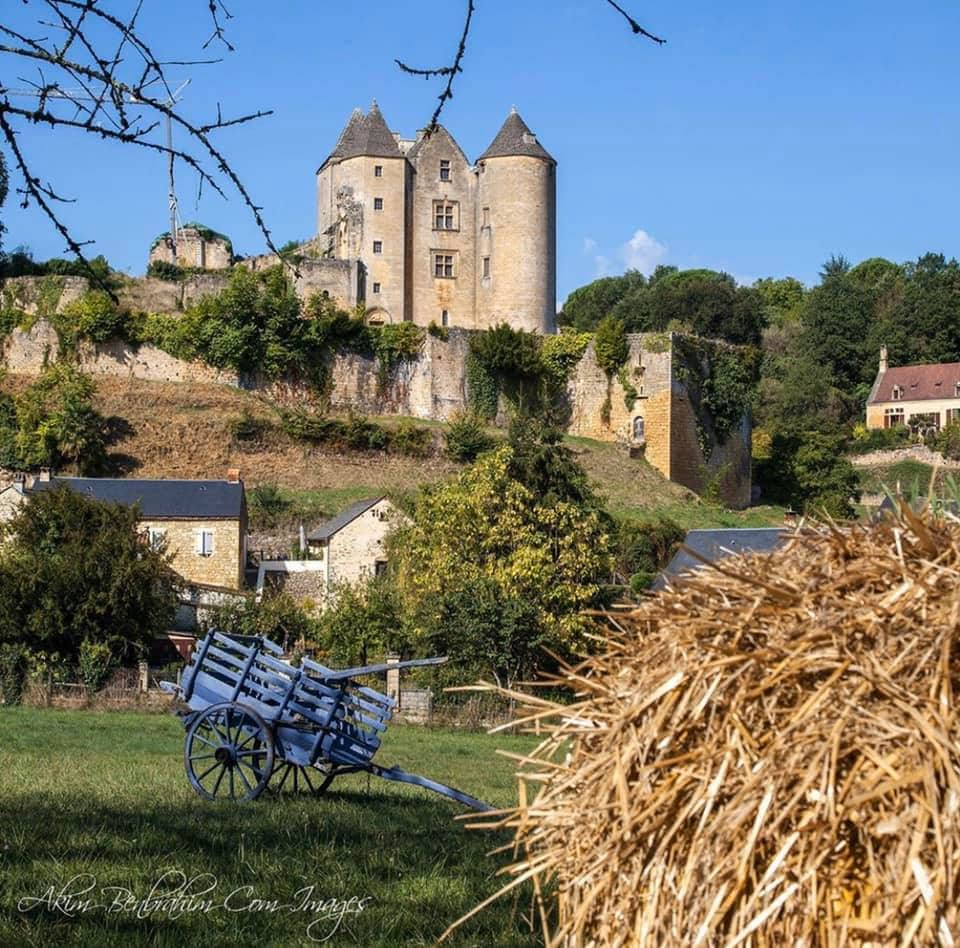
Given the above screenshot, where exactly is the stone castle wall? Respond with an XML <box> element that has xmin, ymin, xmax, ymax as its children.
<box><xmin>0</xmin><ymin>277</ymin><xmax>752</xmax><ymax>506</ymax></box>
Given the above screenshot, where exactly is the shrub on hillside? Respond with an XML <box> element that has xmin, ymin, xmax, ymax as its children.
<box><xmin>445</xmin><ymin>411</ymin><xmax>495</xmax><ymax>462</ymax></box>
<box><xmin>847</xmin><ymin>423</ymin><xmax>911</xmax><ymax>454</ymax></box>
<box><xmin>614</xmin><ymin>517</ymin><xmax>685</xmax><ymax>591</ymax></box>
<box><xmin>247</xmin><ymin>483</ymin><xmax>292</xmax><ymax>528</ymax></box>
<box><xmin>934</xmin><ymin>421</ymin><xmax>960</xmax><ymax>461</ymax></box>
<box><xmin>78</xmin><ymin>638</ymin><xmax>115</xmax><ymax>694</ymax></box>
<box><xmin>278</xmin><ymin>409</ymin><xmax>432</xmax><ymax>457</ymax></box>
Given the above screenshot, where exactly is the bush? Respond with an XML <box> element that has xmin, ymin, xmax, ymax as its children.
<box><xmin>228</xmin><ymin>410</ymin><xmax>272</xmax><ymax>444</ymax></box>
<box><xmin>146</xmin><ymin>260</ymin><xmax>184</xmax><ymax>281</ymax></box>
<box><xmin>389</xmin><ymin>420</ymin><xmax>432</xmax><ymax>458</ymax></box>
<box><xmin>247</xmin><ymin>483</ymin><xmax>292</xmax><ymax>528</ymax></box>
<box><xmin>593</xmin><ymin>315</ymin><xmax>629</xmax><ymax>376</ymax></box>
<box><xmin>53</xmin><ymin>289</ymin><xmax>127</xmax><ymax>349</ymax></box>
<box><xmin>934</xmin><ymin>422</ymin><xmax>960</xmax><ymax>461</ymax></box>
<box><xmin>0</xmin><ymin>643</ymin><xmax>28</xmax><ymax>705</ymax></box>
<box><xmin>207</xmin><ymin>593</ymin><xmax>318</xmax><ymax>654</ymax></box>
<box><xmin>445</xmin><ymin>411</ymin><xmax>495</xmax><ymax>462</ymax></box>
<box><xmin>78</xmin><ymin>638</ymin><xmax>114</xmax><ymax>693</ymax></box>
<box><xmin>614</xmin><ymin>517</ymin><xmax>685</xmax><ymax>587</ymax></box>
<box><xmin>847</xmin><ymin>424</ymin><xmax>912</xmax><ymax>455</ymax></box>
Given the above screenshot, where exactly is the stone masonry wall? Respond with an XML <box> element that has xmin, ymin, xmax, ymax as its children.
<box><xmin>327</xmin><ymin>499</ymin><xmax>404</xmax><ymax>589</ymax></box>
<box><xmin>141</xmin><ymin>518</ymin><xmax>243</xmax><ymax>590</ymax></box>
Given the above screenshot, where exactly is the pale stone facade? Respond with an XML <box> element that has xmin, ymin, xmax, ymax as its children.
<box><xmin>149</xmin><ymin>226</ymin><xmax>232</xmax><ymax>271</ymax></box>
<box><xmin>306</xmin><ymin>497</ymin><xmax>409</xmax><ymax>599</ymax></box>
<box><xmin>141</xmin><ymin>518</ymin><xmax>246</xmax><ymax>591</ymax></box>
<box><xmin>316</xmin><ymin>103</ymin><xmax>556</xmax><ymax>333</ymax></box>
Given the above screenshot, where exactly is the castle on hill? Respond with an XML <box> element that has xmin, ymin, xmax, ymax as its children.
<box><xmin>316</xmin><ymin>102</ymin><xmax>557</xmax><ymax>333</ymax></box>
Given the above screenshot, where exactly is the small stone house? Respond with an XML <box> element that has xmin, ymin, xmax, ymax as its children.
<box><xmin>306</xmin><ymin>496</ymin><xmax>408</xmax><ymax>596</ymax></box>
<box><xmin>866</xmin><ymin>346</ymin><xmax>960</xmax><ymax>435</ymax></box>
<box><xmin>29</xmin><ymin>471</ymin><xmax>248</xmax><ymax>591</ymax></box>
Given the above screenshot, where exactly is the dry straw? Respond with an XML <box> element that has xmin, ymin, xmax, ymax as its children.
<box><xmin>449</xmin><ymin>504</ymin><xmax>960</xmax><ymax>946</ymax></box>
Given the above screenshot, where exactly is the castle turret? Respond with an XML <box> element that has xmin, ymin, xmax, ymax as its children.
<box><xmin>316</xmin><ymin>103</ymin><xmax>408</xmax><ymax>323</ymax></box>
<box><xmin>475</xmin><ymin>109</ymin><xmax>556</xmax><ymax>334</ymax></box>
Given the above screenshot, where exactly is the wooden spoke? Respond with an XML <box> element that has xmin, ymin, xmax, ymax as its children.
<box><xmin>184</xmin><ymin>702</ymin><xmax>275</xmax><ymax>802</ymax></box>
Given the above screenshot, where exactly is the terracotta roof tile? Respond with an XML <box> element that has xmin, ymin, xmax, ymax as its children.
<box><xmin>867</xmin><ymin>362</ymin><xmax>960</xmax><ymax>404</ymax></box>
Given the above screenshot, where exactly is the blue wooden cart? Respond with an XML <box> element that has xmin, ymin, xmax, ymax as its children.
<box><xmin>160</xmin><ymin>630</ymin><xmax>491</xmax><ymax>810</ymax></box>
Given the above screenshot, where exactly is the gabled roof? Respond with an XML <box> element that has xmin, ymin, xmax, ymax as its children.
<box><xmin>867</xmin><ymin>362</ymin><xmax>960</xmax><ymax>405</ymax></box>
<box><xmin>405</xmin><ymin>124</ymin><xmax>471</xmax><ymax>168</ymax></box>
<box><xmin>478</xmin><ymin>109</ymin><xmax>553</xmax><ymax>161</ymax></box>
<box><xmin>319</xmin><ymin>103</ymin><xmax>403</xmax><ymax>170</ymax></box>
<box><xmin>653</xmin><ymin>528</ymin><xmax>788</xmax><ymax>590</ymax></box>
<box><xmin>307</xmin><ymin>496</ymin><xmax>385</xmax><ymax>542</ymax></box>
<box><xmin>30</xmin><ymin>477</ymin><xmax>245</xmax><ymax>519</ymax></box>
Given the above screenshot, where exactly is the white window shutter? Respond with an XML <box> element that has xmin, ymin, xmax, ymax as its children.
<box><xmin>195</xmin><ymin>529</ymin><xmax>204</xmax><ymax>555</ymax></box>
<box><xmin>205</xmin><ymin>531</ymin><xmax>214</xmax><ymax>556</ymax></box>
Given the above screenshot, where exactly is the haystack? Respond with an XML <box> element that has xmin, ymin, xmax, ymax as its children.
<box><xmin>453</xmin><ymin>506</ymin><xmax>960</xmax><ymax>946</ymax></box>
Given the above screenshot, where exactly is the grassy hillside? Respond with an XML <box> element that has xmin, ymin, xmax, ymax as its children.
<box><xmin>1</xmin><ymin>375</ymin><xmax>784</xmax><ymax>531</ymax></box>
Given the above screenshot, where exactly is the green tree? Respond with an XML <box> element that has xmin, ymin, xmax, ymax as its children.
<box><xmin>559</xmin><ymin>270</ymin><xmax>646</xmax><ymax>331</ymax></box>
<box><xmin>316</xmin><ymin>577</ymin><xmax>406</xmax><ymax>666</ymax></box>
<box><xmin>15</xmin><ymin>364</ymin><xmax>106</xmax><ymax>473</ymax></box>
<box><xmin>390</xmin><ymin>445</ymin><xmax>612</xmax><ymax>672</ymax></box>
<box><xmin>593</xmin><ymin>314</ymin><xmax>629</xmax><ymax>376</ymax></box>
<box><xmin>0</xmin><ymin>486</ymin><xmax>177</xmax><ymax>663</ymax></box>
<box><xmin>753</xmin><ymin>277</ymin><xmax>806</xmax><ymax>327</ymax></box>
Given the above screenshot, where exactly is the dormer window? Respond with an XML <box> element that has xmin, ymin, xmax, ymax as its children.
<box><xmin>955</xmin><ymin>381</ymin><xmax>960</xmax><ymax>397</ymax></box>
<box><xmin>891</xmin><ymin>385</ymin><xmax>904</xmax><ymax>401</ymax></box>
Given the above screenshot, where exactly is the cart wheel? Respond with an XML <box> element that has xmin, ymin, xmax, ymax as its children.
<box><xmin>270</xmin><ymin>760</ymin><xmax>336</xmax><ymax>797</ymax></box>
<box><xmin>184</xmin><ymin>701</ymin><xmax>275</xmax><ymax>802</ymax></box>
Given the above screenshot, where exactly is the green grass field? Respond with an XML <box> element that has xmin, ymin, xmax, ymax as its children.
<box><xmin>0</xmin><ymin>709</ymin><xmax>543</xmax><ymax>947</ymax></box>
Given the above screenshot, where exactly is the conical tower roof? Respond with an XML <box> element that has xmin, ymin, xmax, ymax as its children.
<box><xmin>320</xmin><ymin>103</ymin><xmax>402</xmax><ymax>170</ymax></box>
<box><xmin>478</xmin><ymin>108</ymin><xmax>553</xmax><ymax>161</ymax></box>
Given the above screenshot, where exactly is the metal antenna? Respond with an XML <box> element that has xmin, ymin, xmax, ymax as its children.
<box><xmin>5</xmin><ymin>79</ymin><xmax>191</xmax><ymax>259</ymax></box>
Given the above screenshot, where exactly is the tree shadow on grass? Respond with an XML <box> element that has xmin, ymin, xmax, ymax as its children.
<box><xmin>0</xmin><ymin>788</ymin><xmax>542</xmax><ymax>947</ymax></box>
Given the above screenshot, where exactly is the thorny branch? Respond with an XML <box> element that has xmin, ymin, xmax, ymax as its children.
<box><xmin>0</xmin><ymin>0</ymin><xmax>278</xmax><ymax>280</ymax></box>
<box><xmin>396</xmin><ymin>0</ymin><xmax>665</xmax><ymax>132</ymax></box>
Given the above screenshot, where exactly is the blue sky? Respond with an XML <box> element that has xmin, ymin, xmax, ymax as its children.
<box><xmin>4</xmin><ymin>0</ymin><xmax>960</xmax><ymax>301</ymax></box>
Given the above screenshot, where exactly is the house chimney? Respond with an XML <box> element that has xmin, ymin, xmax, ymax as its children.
<box><xmin>879</xmin><ymin>345</ymin><xmax>889</xmax><ymax>374</ymax></box>
<box><xmin>39</xmin><ymin>468</ymin><xmax>51</xmax><ymax>483</ymax></box>
<box><xmin>226</xmin><ymin>468</ymin><xmax>240</xmax><ymax>483</ymax></box>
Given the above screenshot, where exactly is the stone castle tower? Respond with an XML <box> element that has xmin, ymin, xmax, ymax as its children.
<box><xmin>316</xmin><ymin>103</ymin><xmax>556</xmax><ymax>333</ymax></box>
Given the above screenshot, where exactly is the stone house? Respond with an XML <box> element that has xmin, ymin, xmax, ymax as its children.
<box><xmin>866</xmin><ymin>347</ymin><xmax>960</xmax><ymax>436</ymax></box>
<box><xmin>306</xmin><ymin>496</ymin><xmax>408</xmax><ymax>596</ymax></box>
<box><xmin>29</xmin><ymin>470</ymin><xmax>248</xmax><ymax>591</ymax></box>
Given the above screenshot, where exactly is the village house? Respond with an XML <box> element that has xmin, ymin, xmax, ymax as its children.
<box><xmin>866</xmin><ymin>346</ymin><xmax>960</xmax><ymax>435</ymax></box>
<box><xmin>256</xmin><ymin>496</ymin><xmax>408</xmax><ymax>605</ymax></box>
<box><xmin>27</xmin><ymin>470</ymin><xmax>248</xmax><ymax>591</ymax></box>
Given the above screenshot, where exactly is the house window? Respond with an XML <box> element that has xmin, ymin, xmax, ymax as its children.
<box><xmin>439</xmin><ymin>159</ymin><xmax>450</xmax><ymax>181</ymax></box>
<box><xmin>883</xmin><ymin>408</ymin><xmax>905</xmax><ymax>428</ymax></box>
<box><xmin>147</xmin><ymin>526</ymin><xmax>167</xmax><ymax>551</ymax></box>
<box><xmin>947</xmin><ymin>408</ymin><xmax>960</xmax><ymax>424</ymax></box>
<box><xmin>374</xmin><ymin>560</ymin><xmax>388</xmax><ymax>578</ymax></box>
<box><xmin>374</xmin><ymin>165</ymin><xmax>383</xmax><ymax>177</ymax></box>
<box><xmin>441</xmin><ymin>310</ymin><xmax>449</xmax><ymax>327</ymax></box>
<box><xmin>373</xmin><ymin>197</ymin><xmax>383</xmax><ymax>211</ymax></box>
<box><xmin>955</xmin><ymin>381</ymin><xmax>960</xmax><ymax>397</ymax></box>
<box><xmin>482</xmin><ymin>206</ymin><xmax>490</xmax><ymax>227</ymax></box>
<box><xmin>482</xmin><ymin>256</ymin><xmax>490</xmax><ymax>279</ymax></box>
<box><xmin>372</xmin><ymin>282</ymin><xmax>381</xmax><ymax>294</ymax></box>
<box><xmin>196</xmin><ymin>529</ymin><xmax>215</xmax><ymax>557</ymax></box>
<box><xmin>891</xmin><ymin>385</ymin><xmax>904</xmax><ymax>400</ymax></box>
<box><xmin>433</xmin><ymin>201</ymin><xmax>457</xmax><ymax>231</ymax></box>
<box><xmin>373</xmin><ymin>240</ymin><xmax>383</xmax><ymax>254</ymax></box>
<box><xmin>434</xmin><ymin>253</ymin><xmax>455</xmax><ymax>278</ymax></box>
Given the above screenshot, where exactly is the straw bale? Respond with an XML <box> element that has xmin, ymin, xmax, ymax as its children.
<box><xmin>454</xmin><ymin>507</ymin><xmax>960</xmax><ymax>946</ymax></box>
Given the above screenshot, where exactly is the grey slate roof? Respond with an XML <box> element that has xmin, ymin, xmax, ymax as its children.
<box><xmin>478</xmin><ymin>109</ymin><xmax>553</xmax><ymax>161</ymax></box>
<box><xmin>307</xmin><ymin>497</ymin><xmax>384</xmax><ymax>542</ymax></box>
<box><xmin>321</xmin><ymin>103</ymin><xmax>402</xmax><ymax>169</ymax></box>
<box><xmin>653</xmin><ymin>528</ymin><xmax>788</xmax><ymax>590</ymax></box>
<box><xmin>30</xmin><ymin>477</ymin><xmax>245</xmax><ymax>519</ymax></box>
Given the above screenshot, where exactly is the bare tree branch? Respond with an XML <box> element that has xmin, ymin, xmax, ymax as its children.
<box><xmin>396</xmin><ymin>0</ymin><xmax>665</xmax><ymax>131</ymax></box>
<box><xmin>0</xmin><ymin>0</ymin><xmax>278</xmax><ymax>283</ymax></box>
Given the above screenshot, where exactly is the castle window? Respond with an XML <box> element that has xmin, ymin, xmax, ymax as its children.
<box><xmin>482</xmin><ymin>256</ymin><xmax>490</xmax><ymax>279</ymax></box>
<box><xmin>441</xmin><ymin>310</ymin><xmax>449</xmax><ymax>327</ymax></box>
<box><xmin>632</xmin><ymin>416</ymin><xmax>645</xmax><ymax>442</ymax></box>
<box><xmin>439</xmin><ymin>160</ymin><xmax>450</xmax><ymax>181</ymax></box>
<box><xmin>374</xmin><ymin>197</ymin><xmax>383</xmax><ymax>211</ymax></box>
<box><xmin>434</xmin><ymin>253</ymin><xmax>455</xmax><ymax>278</ymax></box>
<box><xmin>374</xmin><ymin>165</ymin><xmax>383</xmax><ymax>177</ymax></box>
<box><xmin>482</xmin><ymin>206</ymin><xmax>490</xmax><ymax>227</ymax></box>
<box><xmin>373</xmin><ymin>240</ymin><xmax>383</xmax><ymax>254</ymax></box>
<box><xmin>372</xmin><ymin>282</ymin><xmax>381</xmax><ymax>294</ymax></box>
<box><xmin>433</xmin><ymin>201</ymin><xmax>458</xmax><ymax>231</ymax></box>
